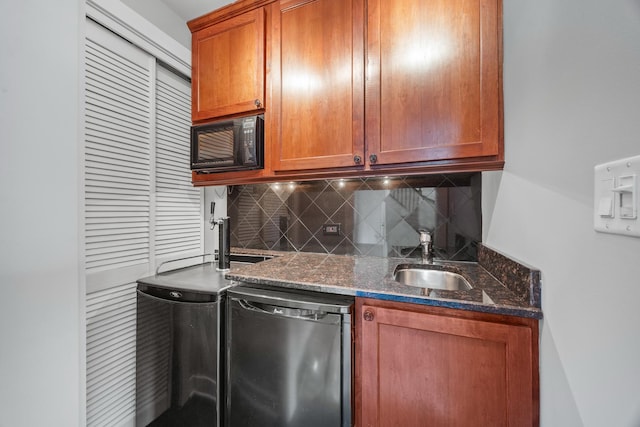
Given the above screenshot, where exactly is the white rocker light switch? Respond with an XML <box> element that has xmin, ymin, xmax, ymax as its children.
<box><xmin>594</xmin><ymin>156</ymin><xmax>640</xmax><ymax>237</ymax></box>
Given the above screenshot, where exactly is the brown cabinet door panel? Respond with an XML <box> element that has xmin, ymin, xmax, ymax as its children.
<box><xmin>271</xmin><ymin>0</ymin><xmax>365</xmax><ymax>172</ymax></box>
<box><xmin>358</xmin><ymin>302</ymin><xmax>535</xmax><ymax>427</ymax></box>
<box><xmin>192</xmin><ymin>8</ymin><xmax>266</xmax><ymax>122</ymax></box>
<box><xmin>366</xmin><ymin>0</ymin><xmax>501</xmax><ymax>165</ymax></box>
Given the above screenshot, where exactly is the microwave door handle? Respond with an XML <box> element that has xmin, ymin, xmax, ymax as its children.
<box><xmin>238</xmin><ymin>139</ymin><xmax>243</xmax><ymax>163</ymax></box>
<box><xmin>234</xmin><ymin>122</ymin><xmax>243</xmax><ymax>163</ymax></box>
<box><xmin>244</xmin><ymin>142</ymin><xmax>253</xmax><ymax>164</ymax></box>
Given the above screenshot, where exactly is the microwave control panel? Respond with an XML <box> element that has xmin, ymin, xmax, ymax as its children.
<box><xmin>241</xmin><ymin>117</ymin><xmax>256</xmax><ymax>165</ymax></box>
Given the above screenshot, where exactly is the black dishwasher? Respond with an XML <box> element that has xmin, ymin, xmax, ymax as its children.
<box><xmin>226</xmin><ymin>285</ymin><xmax>354</xmax><ymax>427</ymax></box>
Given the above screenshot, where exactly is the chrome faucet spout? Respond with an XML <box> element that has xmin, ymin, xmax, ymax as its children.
<box><xmin>418</xmin><ymin>229</ymin><xmax>434</xmax><ymax>263</ymax></box>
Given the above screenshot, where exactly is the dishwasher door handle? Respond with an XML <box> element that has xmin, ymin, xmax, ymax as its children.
<box><xmin>236</xmin><ymin>298</ymin><xmax>330</xmax><ymax>321</ymax></box>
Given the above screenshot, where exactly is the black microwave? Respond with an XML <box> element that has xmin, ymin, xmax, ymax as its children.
<box><xmin>190</xmin><ymin>115</ymin><xmax>264</xmax><ymax>172</ymax></box>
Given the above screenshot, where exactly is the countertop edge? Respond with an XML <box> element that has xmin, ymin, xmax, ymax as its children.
<box><xmin>227</xmin><ymin>267</ymin><xmax>543</xmax><ymax>320</ymax></box>
<box><xmin>354</xmin><ymin>291</ymin><xmax>542</xmax><ymax>319</ymax></box>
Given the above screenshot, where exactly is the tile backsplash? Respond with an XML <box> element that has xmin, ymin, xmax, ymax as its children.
<box><xmin>228</xmin><ymin>174</ymin><xmax>482</xmax><ymax>261</ymax></box>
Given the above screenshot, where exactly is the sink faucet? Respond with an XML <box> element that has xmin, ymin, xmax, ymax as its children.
<box><xmin>418</xmin><ymin>229</ymin><xmax>434</xmax><ymax>263</ymax></box>
<box><xmin>210</xmin><ymin>202</ymin><xmax>230</xmax><ymax>271</ymax></box>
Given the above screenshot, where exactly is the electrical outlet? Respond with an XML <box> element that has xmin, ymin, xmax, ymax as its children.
<box><xmin>322</xmin><ymin>223</ymin><xmax>341</xmax><ymax>236</ymax></box>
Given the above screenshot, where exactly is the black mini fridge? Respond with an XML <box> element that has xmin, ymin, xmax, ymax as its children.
<box><xmin>135</xmin><ymin>262</ymin><xmax>228</xmax><ymax>427</ymax></box>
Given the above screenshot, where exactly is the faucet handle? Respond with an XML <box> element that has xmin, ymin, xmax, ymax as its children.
<box><xmin>419</xmin><ymin>229</ymin><xmax>432</xmax><ymax>244</ymax></box>
<box><xmin>209</xmin><ymin>202</ymin><xmax>217</xmax><ymax>230</ymax></box>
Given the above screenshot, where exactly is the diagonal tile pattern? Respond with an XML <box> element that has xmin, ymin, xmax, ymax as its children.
<box><xmin>228</xmin><ymin>174</ymin><xmax>482</xmax><ymax>261</ymax></box>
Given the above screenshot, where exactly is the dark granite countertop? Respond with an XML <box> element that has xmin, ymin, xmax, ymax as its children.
<box><xmin>225</xmin><ymin>246</ymin><xmax>543</xmax><ymax>319</ymax></box>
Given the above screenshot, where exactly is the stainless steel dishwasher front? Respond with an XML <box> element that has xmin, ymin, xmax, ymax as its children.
<box><xmin>226</xmin><ymin>285</ymin><xmax>353</xmax><ymax>427</ymax></box>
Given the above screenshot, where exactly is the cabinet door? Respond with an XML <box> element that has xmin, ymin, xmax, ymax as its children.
<box><xmin>366</xmin><ymin>0</ymin><xmax>502</xmax><ymax>166</ymax></box>
<box><xmin>357</xmin><ymin>301</ymin><xmax>536</xmax><ymax>427</ymax></box>
<box><xmin>191</xmin><ymin>8</ymin><xmax>266</xmax><ymax>122</ymax></box>
<box><xmin>271</xmin><ymin>0</ymin><xmax>365</xmax><ymax>172</ymax></box>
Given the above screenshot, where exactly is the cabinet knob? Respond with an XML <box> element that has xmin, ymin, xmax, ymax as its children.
<box><xmin>354</xmin><ymin>155</ymin><xmax>362</xmax><ymax>164</ymax></box>
<box><xmin>363</xmin><ymin>310</ymin><xmax>375</xmax><ymax>322</ymax></box>
<box><xmin>255</xmin><ymin>99</ymin><xmax>262</xmax><ymax>108</ymax></box>
<box><xmin>369</xmin><ymin>154</ymin><xmax>378</xmax><ymax>164</ymax></box>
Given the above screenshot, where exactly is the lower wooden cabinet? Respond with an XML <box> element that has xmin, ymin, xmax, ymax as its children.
<box><xmin>355</xmin><ymin>298</ymin><xmax>539</xmax><ymax>427</ymax></box>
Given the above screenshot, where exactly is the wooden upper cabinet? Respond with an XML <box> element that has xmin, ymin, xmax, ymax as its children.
<box><xmin>366</xmin><ymin>0</ymin><xmax>502</xmax><ymax>167</ymax></box>
<box><xmin>270</xmin><ymin>0</ymin><xmax>365</xmax><ymax>172</ymax></box>
<box><xmin>191</xmin><ymin>8</ymin><xmax>266</xmax><ymax>122</ymax></box>
<box><xmin>188</xmin><ymin>0</ymin><xmax>504</xmax><ymax>185</ymax></box>
<box><xmin>356</xmin><ymin>298</ymin><xmax>538</xmax><ymax>427</ymax></box>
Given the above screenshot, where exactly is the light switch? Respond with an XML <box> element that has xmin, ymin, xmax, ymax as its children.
<box><xmin>598</xmin><ymin>178</ymin><xmax>614</xmax><ymax>218</ymax></box>
<box><xmin>594</xmin><ymin>155</ymin><xmax>640</xmax><ymax>237</ymax></box>
<box><xmin>598</xmin><ymin>196</ymin><xmax>613</xmax><ymax>217</ymax></box>
<box><xmin>614</xmin><ymin>175</ymin><xmax>637</xmax><ymax>219</ymax></box>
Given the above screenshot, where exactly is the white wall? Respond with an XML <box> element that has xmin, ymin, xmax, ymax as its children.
<box><xmin>120</xmin><ymin>0</ymin><xmax>191</xmax><ymax>48</ymax></box>
<box><xmin>204</xmin><ymin>186</ymin><xmax>229</xmax><ymax>254</ymax></box>
<box><xmin>0</xmin><ymin>1</ymin><xmax>83</xmax><ymax>426</ymax></box>
<box><xmin>484</xmin><ymin>0</ymin><xmax>640</xmax><ymax>425</ymax></box>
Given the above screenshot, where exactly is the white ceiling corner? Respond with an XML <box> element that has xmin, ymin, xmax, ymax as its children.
<box><xmin>159</xmin><ymin>0</ymin><xmax>234</xmax><ymax>21</ymax></box>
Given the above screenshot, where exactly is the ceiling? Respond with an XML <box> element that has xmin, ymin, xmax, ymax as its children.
<box><xmin>160</xmin><ymin>0</ymin><xmax>233</xmax><ymax>21</ymax></box>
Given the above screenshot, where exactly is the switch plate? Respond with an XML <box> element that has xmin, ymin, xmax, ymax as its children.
<box><xmin>594</xmin><ymin>155</ymin><xmax>640</xmax><ymax>237</ymax></box>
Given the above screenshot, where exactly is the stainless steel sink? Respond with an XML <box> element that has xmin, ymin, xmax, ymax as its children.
<box><xmin>393</xmin><ymin>265</ymin><xmax>472</xmax><ymax>291</ymax></box>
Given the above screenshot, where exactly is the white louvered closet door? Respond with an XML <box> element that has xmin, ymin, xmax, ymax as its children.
<box><xmin>155</xmin><ymin>66</ymin><xmax>202</xmax><ymax>260</ymax></box>
<box><xmin>85</xmin><ymin>19</ymin><xmax>153</xmax><ymax>287</ymax></box>
<box><xmin>84</xmin><ymin>18</ymin><xmax>202</xmax><ymax>427</ymax></box>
